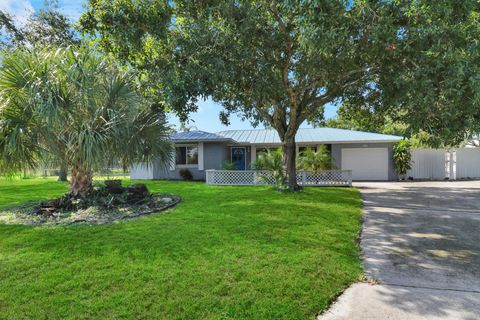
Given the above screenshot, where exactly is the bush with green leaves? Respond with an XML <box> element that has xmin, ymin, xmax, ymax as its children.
<box><xmin>222</xmin><ymin>161</ymin><xmax>237</xmax><ymax>170</ymax></box>
<box><xmin>252</xmin><ymin>149</ymin><xmax>287</xmax><ymax>191</ymax></box>
<box><xmin>297</xmin><ymin>146</ymin><xmax>335</xmax><ymax>171</ymax></box>
<box><xmin>179</xmin><ymin>168</ymin><xmax>193</xmax><ymax>181</ymax></box>
<box><xmin>393</xmin><ymin>140</ymin><xmax>412</xmax><ymax>179</ymax></box>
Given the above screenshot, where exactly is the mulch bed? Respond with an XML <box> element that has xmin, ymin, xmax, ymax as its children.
<box><xmin>0</xmin><ymin>193</ymin><xmax>180</xmax><ymax>226</ymax></box>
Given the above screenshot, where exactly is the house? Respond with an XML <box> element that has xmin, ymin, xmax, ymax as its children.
<box><xmin>131</xmin><ymin>128</ymin><xmax>403</xmax><ymax>181</ymax></box>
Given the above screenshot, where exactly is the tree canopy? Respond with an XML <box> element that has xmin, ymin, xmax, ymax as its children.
<box><xmin>0</xmin><ymin>0</ymin><xmax>78</xmax><ymax>48</ymax></box>
<box><xmin>80</xmin><ymin>0</ymin><xmax>480</xmax><ymax>189</ymax></box>
<box><xmin>80</xmin><ymin>0</ymin><xmax>375</xmax><ymax>189</ymax></box>
<box><xmin>351</xmin><ymin>1</ymin><xmax>480</xmax><ymax>146</ymax></box>
<box><xmin>325</xmin><ymin>103</ymin><xmax>408</xmax><ymax>137</ymax></box>
<box><xmin>324</xmin><ymin>103</ymin><xmax>436</xmax><ymax>147</ymax></box>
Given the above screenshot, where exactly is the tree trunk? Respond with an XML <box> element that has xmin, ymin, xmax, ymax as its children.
<box><xmin>70</xmin><ymin>162</ymin><xmax>93</xmax><ymax>198</ymax></box>
<box><xmin>282</xmin><ymin>137</ymin><xmax>300</xmax><ymax>191</ymax></box>
<box><xmin>58</xmin><ymin>164</ymin><xmax>68</xmax><ymax>182</ymax></box>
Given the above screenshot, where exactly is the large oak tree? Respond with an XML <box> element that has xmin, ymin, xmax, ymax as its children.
<box><xmin>81</xmin><ymin>0</ymin><xmax>480</xmax><ymax>190</ymax></box>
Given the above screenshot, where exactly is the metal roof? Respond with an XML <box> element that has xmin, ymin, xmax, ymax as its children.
<box><xmin>171</xmin><ymin>130</ymin><xmax>234</xmax><ymax>143</ymax></box>
<box><xmin>216</xmin><ymin>128</ymin><xmax>403</xmax><ymax>144</ymax></box>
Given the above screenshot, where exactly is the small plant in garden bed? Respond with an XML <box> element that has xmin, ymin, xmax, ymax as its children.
<box><xmin>179</xmin><ymin>168</ymin><xmax>193</xmax><ymax>180</ymax></box>
<box><xmin>222</xmin><ymin>161</ymin><xmax>237</xmax><ymax>170</ymax></box>
<box><xmin>0</xmin><ymin>180</ymin><xmax>180</xmax><ymax>226</ymax></box>
<box><xmin>252</xmin><ymin>149</ymin><xmax>291</xmax><ymax>191</ymax></box>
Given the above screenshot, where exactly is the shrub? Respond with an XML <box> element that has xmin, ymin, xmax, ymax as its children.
<box><xmin>393</xmin><ymin>140</ymin><xmax>412</xmax><ymax>179</ymax></box>
<box><xmin>297</xmin><ymin>145</ymin><xmax>335</xmax><ymax>171</ymax></box>
<box><xmin>252</xmin><ymin>149</ymin><xmax>287</xmax><ymax>190</ymax></box>
<box><xmin>222</xmin><ymin>161</ymin><xmax>237</xmax><ymax>170</ymax></box>
<box><xmin>179</xmin><ymin>168</ymin><xmax>193</xmax><ymax>181</ymax></box>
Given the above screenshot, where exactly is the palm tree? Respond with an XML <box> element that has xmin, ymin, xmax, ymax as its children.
<box><xmin>297</xmin><ymin>146</ymin><xmax>335</xmax><ymax>171</ymax></box>
<box><xmin>252</xmin><ymin>149</ymin><xmax>287</xmax><ymax>189</ymax></box>
<box><xmin>0</xmin><ymin>44</ymin><xmax>172</xmax><ymax>198</ymax></box>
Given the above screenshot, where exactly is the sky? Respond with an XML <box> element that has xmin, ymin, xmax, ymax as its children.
<box><xmin>1</xmin><ymin>0</ymin><xmax>340</xmax><ymax>132</ymax></box>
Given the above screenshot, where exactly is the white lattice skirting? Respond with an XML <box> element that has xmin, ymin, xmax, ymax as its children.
<box><xmin>205</xmin><ymin>170</ymin><xmax>352</xmax><ymax>187</ymax></box>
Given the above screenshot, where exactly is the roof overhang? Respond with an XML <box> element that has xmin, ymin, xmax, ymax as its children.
<box><xmin>172</xmin><ymin>138</ymin><xmax>236</xmax><ymax>143</ymax></box>
<box><xmin>222</xmin><ymin>139</ymin><xmax>402</xmax><ymax>145</ymax></box>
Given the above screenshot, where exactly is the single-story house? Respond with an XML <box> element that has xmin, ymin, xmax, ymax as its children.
<box><xmin>131</xmin><ymin>128</ymin><xmax>403</xmax><ymax>181</ymax></box>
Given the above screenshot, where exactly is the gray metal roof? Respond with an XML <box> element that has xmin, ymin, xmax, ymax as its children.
<box><xmin>171</xmin><ymin>130</ymin><xmax>234</xmax><ymax>142</ymax></box>
<box><xmin>216</xmin><ymin>128</ymin><xmax>403</xmax><ymax>144</ymax></box>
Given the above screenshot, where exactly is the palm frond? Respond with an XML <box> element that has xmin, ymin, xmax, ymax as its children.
<box><xmin>0</xmin><ymin>43</ymin><xmax>172</xmax><ymax>178</ymax></box>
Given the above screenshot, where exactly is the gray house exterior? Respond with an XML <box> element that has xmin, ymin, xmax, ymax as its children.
<box><xmin>131</xmin><ymin>128</ymin><xmax>403</xmax><ymax>181</ymax></box>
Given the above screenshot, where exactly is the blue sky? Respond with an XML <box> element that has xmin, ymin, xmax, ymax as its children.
<box><xmin>167</xmin><ymin>98</ymin><xmax>339</xmax><ymax>132</ymax></box>
<box><xmin>1</xmin><ymin>0</ymin><xmax>339</xmax><ymax>132</ymax></box>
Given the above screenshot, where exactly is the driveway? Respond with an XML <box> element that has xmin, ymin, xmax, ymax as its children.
<box><xmin>320</xmin><ymin>181</ymin><xmax>480</xmax><ymax>320</ymax></box>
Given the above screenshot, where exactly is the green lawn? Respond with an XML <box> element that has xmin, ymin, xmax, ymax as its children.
<box><xmin>0</xmin><ymin>178</ymin><xmax>362</xmax><ymax>320</ymax></box>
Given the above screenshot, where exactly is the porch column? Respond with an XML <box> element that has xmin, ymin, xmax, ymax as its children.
<box><xmin>169</xmin><ymin>146</ymin><xmax>176</xmax><ymax>171</ymax></box>
<box><xmin>251</xmin><ymin>145</ymin><xmax>256</xmax><ymax>166</ymax></box>
<box><xmin>198</xmin><ymin>142</ymin><xmax>204</xmax><ymax>170</ymax></box>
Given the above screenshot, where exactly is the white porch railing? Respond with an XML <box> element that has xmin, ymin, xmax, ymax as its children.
<box><xmin>205</xmin><ymin>170</ymin><xmax>352</xmax><ymax>187</ymax></box>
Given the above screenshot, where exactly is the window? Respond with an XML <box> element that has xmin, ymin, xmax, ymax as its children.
<box><xmin>175</xmin><ymin>146</ymin><xmax>198</xmax><ymax>165</ymax></box>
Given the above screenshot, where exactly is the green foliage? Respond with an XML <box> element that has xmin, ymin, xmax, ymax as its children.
<box><xmin>0</xmin><ymin>178</ymin><xmax>362</xmax><ymax>319</ymax></box>
<box><xmin>297</xmin><ymin>146</ymin><xmax>335</xmax><ymax>171</ymax></box>
<box><xmin>349</xmin><ymin>1</ymin><xmax>480</xmax><ymax>147</ymax></box>
<box><xmin>81</xmin><ymin>0</ymin><xmax>480</xmax><ymax>185</ymax></box>
<box><xmin>252</xmin><ymin>149</ymin><xmax>287</xmax><ymax>191</ymax></box>
<box><xmin>0</xmin><ymin>44</ymin><xmax>172</xmax><ymax>181</ymax></box>
<box><xmin>179</xmin><ymin>168</ymin><xmax>193</xmax><ymax>180</ymax></box>
<box><xmin>325</xmin><ymin>103</ymin><xmax>408</xmax><ymax>137</ymax></box>
<box><xmin>326</xmin><ymin>107</ymin><xmax>441</xmax><ymax>148</ymax></box>
<box><xmin>393</xmin><ymin>140</ymin><xmax>412</xmax><ymax>178</ymax></box>
<box><xmin>408</xmin><ymin>130</ymin><xmax>438</xmax><ymax>148</ymax></box>
<box><xmin>79</xmin><ymin>0</ymin><xmax>375</xmax><ymax>190</ymax></box>
<box><xmin>0</xmin><ymin>1</ymin><xmax>78</xmax><ymax>48</ymax></box>
<box><xmin>80</xmin><ymin>1</ymin><xmax>360</xmax><ymax>126</ymax></box>
<box><xmin>222</xmin><ymin>161</ymin><xmax>237</xmax><ymax>170</ymax></box>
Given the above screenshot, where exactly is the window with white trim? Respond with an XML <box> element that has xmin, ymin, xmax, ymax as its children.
<box><xmin>175</xmin><ymin>146</ymin><xmax>198</xmax><ymax>165</ymax></box>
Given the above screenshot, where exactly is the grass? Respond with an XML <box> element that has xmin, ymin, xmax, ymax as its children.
<box><xmin>0</xmin><ymin>178</ymin><xmax>363</xmax><ymax>319</ymax></box>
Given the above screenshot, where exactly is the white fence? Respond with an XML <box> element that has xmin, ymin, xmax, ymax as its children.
<box><xmin>205</xmin><ymin>170</ymin><xmax>352</xmax><ymax>187</ymax></box>
<box><xmin>456</xmin><ymin>148</ymin><xmax>480</xmax><ymax>179</ymax></box>
<box><xmin>407</xmin><ymin>148</ymin><xmax>480</xmax><ymax>180</ymax></box>
<box><xmin>407</xmin><ymin>149</ymin><xmax>448</xmax><ymax>180</ymax></box>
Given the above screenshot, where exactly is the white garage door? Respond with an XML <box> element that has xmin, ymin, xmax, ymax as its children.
<box><xmin>341</xmin><ymin>148</ymin><xmax>389</xmax><ymax>181</ymax></box>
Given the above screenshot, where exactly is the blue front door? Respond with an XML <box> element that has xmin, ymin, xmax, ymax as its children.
<box><xmin>231</xmin><ymin>147</ymin><xmax>246</xmax><ymax>170</ymax></box>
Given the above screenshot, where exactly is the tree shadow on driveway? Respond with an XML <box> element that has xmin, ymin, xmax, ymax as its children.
<box><xmin>357</xmin><ymin>182</ymin><xmax>480</xmax><ymax>318</ymax></box>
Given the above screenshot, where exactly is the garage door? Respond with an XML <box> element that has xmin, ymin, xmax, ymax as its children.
<box><xmin>341</xmin><ymin>148</ymin><xmax>389</xmax><ymax>181</ymax></box>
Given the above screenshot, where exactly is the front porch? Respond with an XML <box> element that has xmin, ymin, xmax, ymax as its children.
<box><xmin>227</xmin><ymin>144</ymin><xmax>332</xmax><ymax>171</ymax></box>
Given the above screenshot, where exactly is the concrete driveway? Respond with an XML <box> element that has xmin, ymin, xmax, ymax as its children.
<box><xmin>320</xmin><ymin>181</ymin><xmax>480</xmax><ymax>320</ymax></box>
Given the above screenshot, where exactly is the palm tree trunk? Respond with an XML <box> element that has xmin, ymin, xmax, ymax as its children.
<box><xmin>58</xmin><ymin>164</ymin><xmax>68</xmax><ymax>182</ymax></box>
<box><xmin>282</xmin><ymin>136</ymin><xmax>300</xmax><ymax>191</ymax></box>
<box><xmin>70</xmin><ymin>162</ymin><xmax>93</xmax><ymax>198</ymax></box>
